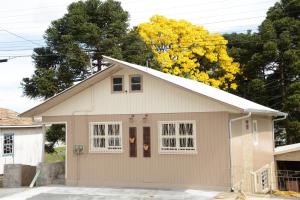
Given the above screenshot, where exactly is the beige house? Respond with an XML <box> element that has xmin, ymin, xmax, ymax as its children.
<box><xmin>20</xmin><ymin>56</ymin><xmax>286</xmax><ymax>192</ymax></box>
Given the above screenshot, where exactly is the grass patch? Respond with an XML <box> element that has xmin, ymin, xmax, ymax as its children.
<box><xmin>45</xmin><ymin>146</ymin><xmax>65</xmax><ymax>163</ymax></box>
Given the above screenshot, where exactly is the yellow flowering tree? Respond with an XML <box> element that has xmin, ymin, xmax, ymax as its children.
<box><xmin>138</xmin><ymin>15</ymin><xmax>240</xmax><ymax>90</ymax></box>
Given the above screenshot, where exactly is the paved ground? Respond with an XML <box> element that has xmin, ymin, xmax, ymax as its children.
<box><xmin>0</xmin><ymin>188</ymin><xmax>28</xmax><ymax>198</ymax></box>
<box><xmin>0</xmin><ymin>186</ymin><xmax>219</xmax><ymax>200</ymax></box>
<box><xmin>0</xmin><ymin>186</ymin><xmax>297</xmax><ymax>200</ymax></box>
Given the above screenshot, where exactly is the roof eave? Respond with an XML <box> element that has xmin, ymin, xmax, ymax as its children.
<box><xmin>0</xmin><ymin>125</ymin><xmax>42</xmax><ymax>128</ymax></box>
<box><xmin>244</xmin><ymin>108</ymin><xmax>287</xmax><ymax>117</ymax></box>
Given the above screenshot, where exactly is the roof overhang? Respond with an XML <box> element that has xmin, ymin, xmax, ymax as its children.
<box><xmin>0</xmin><ymin>125</ymin><xmax>42</xmax><ymax>128</ymax></box>
<box><xmin>244</xmin><ymin>109</ymin><xmax>287</xmax><ymax>117</ymax></box>
<box><xmin>274</xmin><ymin>143</ymin><xmax>300</xmax><ymax>155</ymax></box>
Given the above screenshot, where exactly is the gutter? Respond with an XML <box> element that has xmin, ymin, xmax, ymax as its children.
<box><xmin>228</xmin><ymin>112</ymin><xmax>252</xmax><ymax>191</ymax></box>
<box><xmin>272</xmin><ymin>113</ymin><xmax>288</xmax><ymax>151</ymax></box>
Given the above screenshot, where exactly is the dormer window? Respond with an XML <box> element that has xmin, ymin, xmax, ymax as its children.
<box><xmin>112</xmin><ymin>76</ymin><xmax>123</xmax><ymax>92</ymax></box>
<box><xmin>130</xmin><ymin>75</ymin><xmax>142</xmax><ymax>92</ymax></box>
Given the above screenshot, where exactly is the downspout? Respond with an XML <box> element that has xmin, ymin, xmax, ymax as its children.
<box><xmin>271</xmin><ymin>113</ymin><xmax>287</xmax><ymax>191</ymax></box>
<box><xmin>272</xmin><ymin>114</ymin><xmax>288</xmax><ymax>149</ymax></box>
<box><xmin>229</xmin><ymin>112</ymin><xmax>251</xmax><ymax>191</ymax></box>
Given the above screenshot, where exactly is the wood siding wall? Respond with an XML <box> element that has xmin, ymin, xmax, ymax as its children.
<box><xmin>230</xmin><ymin>115</ymin><xmax>274</xmax><ymax>192</ymax></box>
<box><xmin>41</xmin><ymin>68</ymin><xmax>238</xmax><ymax>117</ymax></box>
<box><xmin>43</xmin><ymin>112</ymin><xmax>231</xmax><ymax>190</ymax></box>
<box><xmin>275</xmin><ymin>151</ymin><xmax>300</xmax><ymax>161</ymax></box>
<box><xmin>0</xmin><ymin>127</ymin><xmax>43</xmax><ymax>174</ymax></box>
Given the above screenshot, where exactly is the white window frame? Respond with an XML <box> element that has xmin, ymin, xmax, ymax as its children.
<box><xmin>252</xmin><ymin>120</ymin><xmax>258</xmax><ymax>145</ymax></box>
<box><xmin>111</xmin><ymin>75</ymin><xmax>124</xmax><ymax>93</ymax></box>
<box><xmin>129</xmin><ymin>74</ymin><xmax>143</xmax><ymax>92</ymax></box>
<box><xmin>3</xmin><ymin>133</ymin><xmax>14</xmax><ymax>156</ymax></box>
<box><xmin>89</xmin><ymin>122</ymin><xmax>123</xmax><ymax>153</ymax></box>
<box><xmin>158</xmin><ymin>120</ymin><xmax>197</xmax><ymax>154</ymax></box>
<box><xmin>261</xmin><ymin>169</ymin><xmax>269</xmax><ymax>191</ymax></box>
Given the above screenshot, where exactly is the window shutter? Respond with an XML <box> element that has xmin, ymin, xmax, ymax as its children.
<box><xmin>143</xmin><ymin>127</ymin><xmax>151</xmax><ymax>157</ymax></box>
<box><xmin>129</xmin><ymin>127</ymin><xmax>137</xmax><ymax>157</ymax></box>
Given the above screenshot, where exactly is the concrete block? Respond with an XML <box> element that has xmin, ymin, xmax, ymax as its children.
<box><xmin>3</xmin><ymin>164</ymin><xmax>36</xmax><ymax>187</ymax></box>
<box><xmin>36</xmin><ymin>161</ymin><xmax>65</xmax><ymax>186</ymax></box>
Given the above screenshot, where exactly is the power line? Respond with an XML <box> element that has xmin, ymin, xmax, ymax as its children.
<box><xmin>201</xmin><ymin>16</ymin><xmax>266</xmax><ymax>25</ymax></box>
<box><xmin>0</xmin><ymin>37</ymin><xmax>285</xmax><ymax>58</ymax></box>
<box><xmin>0</xmin><ymin>39</ymin><xmax>44</xmax><ymax>44</ymax></box>
<box><xmin>132</xmin><ymin>0</ymin><xmax>275</xmax><ymax>14</ymax></box>
<box><xmin>0</xmin><ymin>0</ymin><xmax>276</xmax><ymax>26</ymax></box>
<box><xmin>0</xmin><ymin>0</ymin><xmax>273</xmax><ymax>20</ymax></box>
<box><xmin>0</xmin><ymin>27</ymin><xmax>43</xmax><ymax>46</ymax></box>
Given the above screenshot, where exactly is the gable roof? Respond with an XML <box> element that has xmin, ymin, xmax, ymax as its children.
<box><xmin>20</xmin><ymin>56</ymin><xmax>286</xmax><ymax>117</ymax></box>
<box><xmin>0</xmin><ymin>108</ymin><xmax>40</xmax><ymax>127</ymax></box>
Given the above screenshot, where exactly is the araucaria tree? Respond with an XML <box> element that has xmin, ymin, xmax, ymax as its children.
<box><xmin>138</xmin><ymin>15</ymin><xmax>240</xmax><ymax>90</ymax></box>
<box><xmin>225</xmin><ymin>0</ymin><xmax>300</xmax><ymax>145</ymax></box>
<box><xmin>21</xmin><ymin>0</ymin><xmax>151</xmax><ymax>152</ymax></box>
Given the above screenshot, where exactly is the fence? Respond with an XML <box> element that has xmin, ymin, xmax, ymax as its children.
<box><xmin>276</xmin><ymin>170</ymin><xmax>300</xmax><ymax>193</ymax></box>
<box><xmin>233</xmin><ymin>165</ymin><xmax>300</xmax><ymax>194</ymax></box>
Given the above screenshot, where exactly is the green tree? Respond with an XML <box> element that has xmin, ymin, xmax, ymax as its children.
<box><xmin>45</xmin><ymin>124</ymin><xmax>66</xmax><ymax>153</ymax></box>
<box><xmin>121</xmin><ymin>28</ymin><xmax>158</xmax><ymax>69</ymax></box>
<box><xmin>21</xmin><ymin>0</ymin><xmax>152</xmax><ymax>152</ymax></box>
<box><xmin>22</xmin><ymin>0</ymin><xmax>129</xmax><ymax>99</ymax></box>
<box><xmin>225</xmin><ymin>0</ymin><xmax>300</xmax><ymax>145</ymax></box>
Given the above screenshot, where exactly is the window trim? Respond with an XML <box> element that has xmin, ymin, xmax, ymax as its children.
<box><xmin>129</xmin><ymin>74</ymin><xmax>143</xmax><ymax>93</ymax></box>
<box><xmin>3</xmin><ymin>133</ymin><xmax>14</xmax><ymax>156</ymax></box>
<box><xmin>158</xmin><ymin>120</ymin><xmax>197</xmax><ymax>154</ymax></box>
<box><xmin>111</xmin><ymin>75</ymin><xmax>124</xmax><ymax>93</ymax></box>
<box><xmin>89</xmin><ymin>121</ymin><xmax>123</xmax><ymax>153</ymax></box>
<box><xmin>252</xmin><ymin>120</ymin><xmax>258</xmax><ymax>145</ymax></box>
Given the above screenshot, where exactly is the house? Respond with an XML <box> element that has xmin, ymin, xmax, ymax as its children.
<box><xmin>0</xmin><ymin>108</ymin><xmax>43</xmax><ymax>174</ymax></box>
<box><xmin>274</xmin><ymin>143</ymin><xmax>300</xmax><ymax>192</ymax></box>
<box><xmin>20</xmin><ymin>56</ymin><xmax>286</xmax><ymax>192</ymax></box>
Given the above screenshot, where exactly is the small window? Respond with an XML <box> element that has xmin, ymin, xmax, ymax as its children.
<box><xmin>253</xmin><ymin>120</ymin><xmax>258</xmax><ymax>145</ymax></box>
<box><xmin>159</xmin><ymin>121</ymin><xmax>196</xmax><ymax>154</ymax></box>
<box><xmin>130</xmin><ymin>75</ymin><xmax>142</xmax><ymax>92</ymax></box>
<box><xmin>3</xmin><ymin>134</ymin><xmax>14</xmax><ymax>156</ymax></box>
<box><xmin>90</xmin><ymin>122</ymin><xmax>122</xmax><ymax>153</ymax></box>
<box><xmin>261</xmin><ymin>169</ymin><xmax>269</xmax><ymax>190</ymax></box>
<box><xmin>112</xmin><ymin>76</ymin><xmax>123</xmax><ymax>92</ymax></box>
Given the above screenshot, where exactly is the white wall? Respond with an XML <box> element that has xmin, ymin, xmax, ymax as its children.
<box><xmin>0</xmin><ymin>127</ymin><xmax>43</xmax><ymax>174</ymax></box>
<box><xmin>42</xmin><ymin>68</ymin><xmax>239</xmax><ymax>116</ymax></box>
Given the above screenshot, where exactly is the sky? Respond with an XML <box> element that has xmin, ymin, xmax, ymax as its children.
<box><xmin>0</xmin><ymin>0</ymin><xmax>278</xmax><ymax>113</ymax></box>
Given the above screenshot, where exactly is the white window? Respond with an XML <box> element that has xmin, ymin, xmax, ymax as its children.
<box><xmin>3</xmin><ymin>134</ymin><xmax>14</xmax><ymax>156</ymax></box>
<box><xmin>158</xmin><ymin>121</ymin><xmax>197</xmax><ymax>154</ymax></box>
<box><xmin>129</xmin><ymin>75</ymin><xmax>142</xmax><ymax>92</ymax></box>
<box><xmin>253</xmin><ymin>120</ymin><xmax>258</xmax><ymax>145</ymax></box>
<box><xmin>90</xmin><ymin>122</ymin><xmax>122</xmax><ymax>153</ymax></box>
<box><xmin>261</xmin><ymin>169</ymin><xmax>269</xmax><ymax>190</ymax></box>
<box><xmin>112</xmin><ymin>76</ymin><xmax>123</xmax><ymax>92</ymax></box>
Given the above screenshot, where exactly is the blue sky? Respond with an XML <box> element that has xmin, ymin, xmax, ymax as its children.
<box><xmin>0</xmin><ymin>0</ymin><xmax>278</xmax><ymax>112</ymax></box>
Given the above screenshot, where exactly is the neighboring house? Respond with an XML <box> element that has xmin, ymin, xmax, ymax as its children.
<box><xmin>0</xmin><ymin>108</ymin><xmax>43</xmax><ymax>174</ymax></box>
<box><xmin>274</xmin><ymin>143</ymin><xmax>300</xmax><ymax>192</ymax></box>
<box><xmin>20</xmin><ymin>56</ymin><xmax>286</xmax><ymax>192</ymax></box>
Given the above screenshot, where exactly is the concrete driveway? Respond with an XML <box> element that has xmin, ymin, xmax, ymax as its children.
<box><xmin>0</xmin><ymin>186</ymin><xmax>219</xmax><ymax>200</ymax></box>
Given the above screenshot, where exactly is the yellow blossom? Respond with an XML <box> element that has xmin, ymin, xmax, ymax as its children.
<box><xmin>138</xmin><ymin>15</ymin><xmax>241</xmax><ymax>90</ymax></box>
